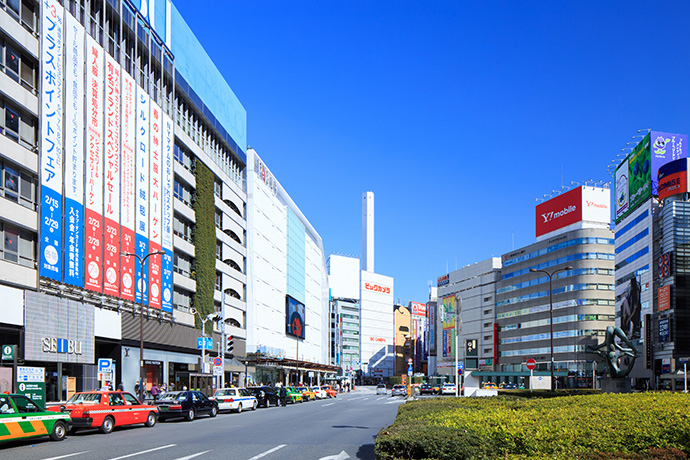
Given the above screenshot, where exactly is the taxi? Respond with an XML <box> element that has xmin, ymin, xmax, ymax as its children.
<box><xmin>311</xmin><ymin>386</ymin><xmax>326</xmax><ymax>399</ymax></box>
<box><xmin>0</xmin><ymin>393</ymin><xmax>71</xmax><ymax>442</ymax></box>
<box><xmin>296</xmin><ymin>386</ymin><xmax>316</xmax><ymax>401</ymax></box>
<box><xmin>48</xmin><ymin>391</ymin><xmax>158</xmax><ymax>434</ymax></box>
<box><xmin>211</xmin><ymin>387</ymin><xmax>257</xmax><ymax>413</ymax></box>
<box><xmin>321</xmin><ymin>385</ymin><xmax>337</xmax><ymax>398</ymax></box>
<box><xmin>285</xmin><ymin>387</ymin><xmax>303</xmax><ymax>404</ymax></box>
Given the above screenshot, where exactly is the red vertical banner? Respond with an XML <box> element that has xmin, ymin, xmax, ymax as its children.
<box><xmin>84</xmin><ymin>37</ymin><xmax>104</xmax><ymax>293</ymax></box>
<box><xmin>119</xmin><ymin>72</ymin><xmax>136</xmax><ymax>301</ymax></box>
<box><xmin>148</xmin><ymin>102</ymin><xmax>163</xmax><ymax>309</ymax></box>
<box><xmin>103</xmin><ymin>54</ymin><xmax>121</xmax><ymax>297</ymax></box>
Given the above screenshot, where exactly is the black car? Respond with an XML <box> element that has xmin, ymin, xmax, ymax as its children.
<box><xmin>153</xmin><ymin>391</ymin><xmax>218</xmax><ymax>421</ymax></box>
<box><xmin>420</xmin><ymin>383</ymin><xmax>435</xmax><ymax>395</ymax></box>
<box><xmin>247</xmin><ymin>386</ymin><xmax>280</xmax><ymax>408</ymax></box>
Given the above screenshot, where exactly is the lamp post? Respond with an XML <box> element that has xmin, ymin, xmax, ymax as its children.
<box><xmin>529</xmin><ymin>265</ymin><xmax>572</xmax><ymax>391</ymax></box>
<box><xmin>455</xmin><ymin>293</ymin><xmax>462</xmax><ymax>397</ymax></box>
<box><xmin>120</xmin><ymin>250</ymin><xmax>165</xmax><ymax>403</ymax></box>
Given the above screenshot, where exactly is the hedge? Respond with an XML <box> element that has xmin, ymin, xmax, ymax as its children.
<box><xmin>192</xmin><ymin>160</ymin><xmax>216</xmax><ymax>334</ymax></box>
<box><xmin>375</xmin><ymin>393</ymin><xmax>690</xmax><ymax>459</ymax></box>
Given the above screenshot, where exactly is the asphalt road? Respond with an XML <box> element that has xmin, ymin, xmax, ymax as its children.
<box><xmin>1</xmin><ymin>386</ymin><xmax>406</xmax><ymax>460</ymax></box>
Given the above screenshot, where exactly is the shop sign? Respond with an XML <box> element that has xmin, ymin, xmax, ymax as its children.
<box><xmin>16</xmin><ymin>367</ymin><xmax>45</xmax><ymax>407</ymax></box>
<box><xmin>658</xmin><ymin>318</ymin><xmax>671</xmax><ymax>343</ymax></box>
<box><xmin>2</xmin><ymin>345</ymin><xmax>15</xmax><ymax>361</ymax></box>
<box><xmin>41</xmin><ymin>337</ymin><xmax>83</xmax><ymax>355</ymax></box>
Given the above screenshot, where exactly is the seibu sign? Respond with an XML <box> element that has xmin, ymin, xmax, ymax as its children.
<box><xmin>535</xmin><ymin>186</ymin><xmax>609</xmax><ymax>237</ymax></box>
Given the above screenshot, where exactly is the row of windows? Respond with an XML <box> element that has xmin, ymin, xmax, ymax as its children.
<box><xmin>0</xmin><ymin>35</ymin><xmax>36</xmax><ymax>94</ymax></box>
<box><xmin>497</xmin><ymin>298</ymin><xmax>615</xmax><ymax>320</ymax></box>
<box><xmin>0</xmin><ymin>220</ymin><xmax>34</xmax><ymax>268</ymax></box>
<box><xmin>500</xmin><ymin>344</ymin><xmax>591</xmax><ymax>358</ymax></box>
<box><xmin>173</xmin><ymin>252</ymin><xmax>193</xmax><ymax>278</ymax></box>
<box><xmin>497</xmin><ymin>267</ymin><xmax>613</xmax><ymax>294</ymax></box>
<box><xmin>173</xmin><ymin>180</ymin><xmax>193</xmax><ymax>207</ymax></box>
<box><xmin>498</xmin><ymin>283</ymin><xmax>614</xmax><ymax>307</ymax></box>
<box><xmin>0</xmin><ymin>160</ymin><xmax>34</xmax><ymax>209</ymax></box>
<box><xmin>500</xmin><ymin>328</ymin><xmax>606</xmax><ymax>345</ymax></box>
<box><xmin>502</xmin><ymin>252</ymin><xmax>615</xmax><ymax>280</ymax></box>
<box><xmin>616</xmin><ymin>265</ymin><xmax>649</xmax><ymax>286</ymax></box>
<box><xmin>173</xmin><ymin>144</ymin><xmax>195</xmax><ymax>172</ymax></box>
<box><xmin>615</xmin><ymin>246</ymin><xmax>649</xmax><ymax>270</ymax></box>
<box><xmin>616</xmin><ymin>228</ymin><xmax>649</xmax><ymax>254</ymax></box>
<box><xmin>503</xmin><ymin>237</ymin><xmax>614</xmax><ymax>268</ymax></box>
<box><xmin>615</xmin><ymin>210</ymin><xmax>649</xmax><ymax>239</ymax></box>
<box><xmin>173</xmin><ymin>287</ymin><xmax>192</xmax><ymax>311</ymax></box>
<box><xmin>1</xmin><ymin>0</ymin><xmax>36</xmax><ymax>34</ymax></box>
<box><xmin>501</xmin><ymin>313</ymin><xmax>617</xmax><ymax>332</ymax></box>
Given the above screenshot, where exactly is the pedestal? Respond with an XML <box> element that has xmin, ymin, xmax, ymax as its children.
<box><xmin>601</xmin><ymin>378</ymin><xmax>631</xmax><ymax>393</ymax></box>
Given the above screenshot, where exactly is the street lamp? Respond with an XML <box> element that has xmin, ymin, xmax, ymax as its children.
<box><xmin>455</xmin><ymin>293</ymin><xmax>462</xmax><ymax>397</ymax></box>
<box><xmin>529</xmin><ymin>265</ymin><xmax>572</xmax><ymax>391</ymax></box>
<box><xmin>120</xmin><ymin>249</ymin><xmax>165</xmax><ymax>403</ymax></box>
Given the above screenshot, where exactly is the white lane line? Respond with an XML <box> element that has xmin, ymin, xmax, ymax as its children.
<box><xmin>386</xmin><ymin>400</ymin><xmax>406</xmax><ymax>404</ymax></box>
<box><xmin>376</xmin><ymin>397</ymin><xmax>386</xmax><ymax>400</ymax></box>
<box><xmin>42</xmin><ymin>452</ymin><xmax>91</xmax><ymax>460</ymax></box>
<box><xmin>174</xmin><ymin>451</ymin><xmax>211</xmax><ymax>460</ymax></box>
<box><xmin>247</xmin><ymin>444</ymin><xmax>287</xmax><ymax>460</ymax></box>
<box><xmin>322</xmin><ymin>402</ymin><xmax>336</xmax><ymax>407</ymax></box>
<box><xmin>108</xmin><ymin>444</ymin><xmax>177</xmax><ymax>460</ymax></box>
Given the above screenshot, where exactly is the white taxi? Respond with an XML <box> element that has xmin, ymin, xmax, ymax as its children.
<box><xmin>211</xmin><ymin>388</ymin><xmax>257</xmax><ymax>413</ymax></box>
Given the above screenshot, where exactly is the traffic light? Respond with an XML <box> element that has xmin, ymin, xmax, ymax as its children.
<box><xmin>226</xmin><ymin>336</ymin><xmax>234</xmax><ymax>354</ymax></box>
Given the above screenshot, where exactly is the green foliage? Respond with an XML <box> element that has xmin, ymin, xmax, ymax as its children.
<box><xmin>375</xmin><ymin>393</ymin><xmax>690</xmax><ymax>459</ymax></box>
<box><xmin>192</xmin><ymin>161</ymin><xmax>216</xmax><ymax>334</ymax></box>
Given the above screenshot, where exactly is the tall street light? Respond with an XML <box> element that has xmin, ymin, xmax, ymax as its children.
<box><xmin>529</xmin><ymin>265</ymin><xmax>572</xmax><ymax>391</ymax></box>
<box><xmin>120</xmin><ymin>250</ymin><xmax>165</xmax><ymax>402</ymax></box>
<box><xmin>454</xmin><ymin>293</ymin><xmax>462</xmax><ymax>397</ymax></box>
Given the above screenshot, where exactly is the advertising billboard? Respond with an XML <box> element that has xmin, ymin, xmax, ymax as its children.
<box><xmin>135</xmin><ymin>86</ymin><xmax>150</xmax><ymax>305</ymax></box>
<box><xmin>628</xmin><ymin>133</ymin><xmax>652</xmax><ymax>213</ymax></box>
<box><xmin>658</xmin><ymin>158</ymin><xmax>688</xmax><ymax>201</ymax></box>
<box><xmin>441</xmin><ymin>295</ymin><xmax>455</xmax><ymax>357</ymax></box>
<box><xmin>658</xmin><ymin>251</ymin><xmax>673</xmax><ymax>280</ymax></box>
<box><xmin>63</xmin><ymin>12</ymin><xmax>84</xmax><ymax>287</ymax></box>
<box><xmin>39</xmin><ymin>0</ymin><xmax>64</xmax><ymax>281</ymax></box>
<box><xmin>650</xmin><ymin>131</ymin><xmax>687</xmax><ymax>194</ymax></box>
<box><xmin>286</xmin><ymin>295</ymin><xmax>305</xmax><ymax>339</ymax></box>
<box><xmin>148</xmin><ymin>102</ymin><xmax>163</xmax><ymax>310</ymax></box>
<box><xmin>410</xmin><ymin>301</ymin><xmax>427</xmax><ymax>317</ymax></box>
<box><xmin>120</xmin><ymin>72</ymin><xmax>137</xmax><ymax>301</ymax></box>
<box><xmin>103</xmin><ymin>54</ymin><xmax>121</xmax><ymax>297</ymax></box>
<box><xmin>429</xmin><ymin>303</ymin><xmax>436</xmax><ymax>353</ymax></box>
<box><xmin>581</xmin><ymin>187</ymin><xmax>610</xmax><ymax>223</ymax></box>
<box><xmin>620</xmin><ymin>278</ymin><xmax>642</xmax><ymax>340</ymax></box>
<box><xmin>615</xmin><ymin>158</ymin><xmax>630</xmax><ymax>221</ymax></box>
<box><xmin>160</xmin><ymin>113</ymin><xmax>174</xmax><ymax>313</ymax></box>
<box><xmin>658</xmin><ymin>318</ymin><xmax>670</xmax><ymax>343</ymax></box>
<box><xmin>658</xmin><ymin>285</ymin><xmax>671</xmax><ymax>312</ymax></box>
<box><xmin>536</xmin><ymin>187</ymin><xmax>582</xmax><ymax>237</ymax></box>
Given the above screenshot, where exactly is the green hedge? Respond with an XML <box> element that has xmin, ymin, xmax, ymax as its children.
<box><xmin>375</xmin><ymin>393</ymin><xmax>690</xmax><ymax>459</ymax></box>
<box><xmin>192</xmin><ymin>161</ymin><xmax>215</xmax><ymax>334</ymax></box>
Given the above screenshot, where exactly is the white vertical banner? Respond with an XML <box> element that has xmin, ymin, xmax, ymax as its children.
<box><xmin>84</xmin><ymin>35</ymin><xmax>104</xmax><ymax>293</ymax></box>
<box><xmin>39</xmin><ymin>0</ymin><xmax>64</xmax><ymax>281</ymax></box>
<box><xmin>103</xmin><ymin>53</ymin><xmax>121</xmax><ymax>297</ymax></box>
<box><xmin>148</xmin><ymin>101</ymin><xmax>162</xmax><ymax>310</ymax></box>
<box><xmin>161</xmin><ymin>112</ymin><xmax>174</xmax><ymax>313</ymax></box>
<box><xmin>120</xmin><ymin>72</ymin><xmax>137</xmax><ymax>302</ymax></box>
<box><xmin>135</xmin><ymin>86</ymin><xmax>150</xmax><ymax>305</ymax></box>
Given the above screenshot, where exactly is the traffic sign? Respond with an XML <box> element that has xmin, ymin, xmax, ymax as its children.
<box><xmin>526</xmin><ymin>358</ymin><xmax>536</xmax><ymax>370</ymax></box>
<box><xmin>98</xmin><ymin>358</ymin><xmax>113</xmax><ymax>372</ymax></box>
<box><xmin>457</xmin><ymin>361</ymin><xmax>464</xmax><ymax>371</ymax></box>
<box><xmin>213</xmin><ymin>357</ymin><xmax>222</xmax><ymax>367</ymax></box>
<box><xmin>2</xmin><ymin>345</ymin><xmax>14</xmax><ymax>361</ymax></box>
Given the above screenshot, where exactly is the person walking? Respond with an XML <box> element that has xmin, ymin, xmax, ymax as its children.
<box><xmin>151</xmin><ymin>383</ymin><xmax>160</xmax><ymax>401</ymax></box>
<box><xmin>279</xmin><ymin>383</ymin><xmax>287</xmax><ymax>407</ymax></box>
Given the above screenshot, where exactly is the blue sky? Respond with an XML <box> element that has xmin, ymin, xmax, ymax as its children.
<box><xmin>174</xmin><ymin>1</ymin><xmax>690</xmax><ymax>305</ymax></box>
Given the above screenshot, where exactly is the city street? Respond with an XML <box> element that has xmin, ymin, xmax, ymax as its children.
<box><xmin>1</xmin><ymin>387</ymin><xmax>406</xmax><ymax>460</ymax></box>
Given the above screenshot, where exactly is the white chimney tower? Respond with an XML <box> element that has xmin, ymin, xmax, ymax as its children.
<box><xmin>362</xmin><ymin>191</ymin><xmax>374</xmax><ymax>272</ymax></box>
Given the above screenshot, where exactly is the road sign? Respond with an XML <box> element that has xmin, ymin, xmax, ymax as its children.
<box><xmin>213</xmin><ymin>357</ymin><xmax>222</xmax><ymax>367</ymax></box>
<box><xmin>457</xmin><ymin>361</ymin><xmax>464</xmax><ymax>371</ymax></box>
<box><xmin>197</xmin><ymin>337</ymin><xmax>213</xmax><ymax>350</ymax></box>
<box><xmin>98</xmin><ymin>370</ymin><xmax>113</xmax><ymax>382</ymax></box>
<box><xmin>526</xmin><ymin>358</ymin><xmax>536</xmax><ymax>370</ymax></box>
<box><xmin>98</xmin><ymin>358</ymin><xmax>113</xmax><ymax>372</ymax></box>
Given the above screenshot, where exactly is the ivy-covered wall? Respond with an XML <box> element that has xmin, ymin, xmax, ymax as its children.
<box><xmin>193</xmin><ymin>161</ymin><xmax>216</xmax><ymax>334</ymax></box>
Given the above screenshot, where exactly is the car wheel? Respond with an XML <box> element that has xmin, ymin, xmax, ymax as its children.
<box><xmin>145</xmin><ymin>411</ymin><xmax>157</xmax><ymax>427</ymax></box>
<box><xmin>50</xmin><ymin>421</ymin><xmax>67</xmax><ymax>441</ymax></box>
<box><xmin>100</xmin><ymin>416</ymin><xmax>114</xmax><ymax>434</ymax></box>
<box><xmin>185</xmin><ymin>408</ymin><xmax>195</xmax><ymax>421</ymax></box>
<box><xmin>236</xmin><ymin>403</ymin><xmax>242</xmax><ymax>413</ymax></box>
<box><xmin>264</xmin><ymin>399</ymin><xmax>270</xmax><ymax>408</ymax></box>
<box><xmin>252</xmin><ymin>400</ymin><xmax>257</xmax><ymax>411</ymax></box>
<box><xmin>209</xmin><ymin>406</ymin><xmax>218</xmax><ymax>418</ymax></box>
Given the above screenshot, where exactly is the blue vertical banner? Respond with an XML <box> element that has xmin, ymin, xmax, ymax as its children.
<box><xmin>63</xmin><ymin>13</ymin><xmax>84</xmax><ymax>287</ymax></box>
<box><xmin>160</xmin><ymin>113</ymin><xmax>174</xmax><ymax>313</ymax></box>
<box><xmin>135</xmin><ymin>86</ymin><xmax>150</xmax><ymax>305</ymax></box>
<box><xmin>39</xmin><ymin>0</ymin><xmax>64</xmax><ymax>281</ymax></box>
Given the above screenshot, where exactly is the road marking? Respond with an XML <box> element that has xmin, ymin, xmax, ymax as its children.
<box><xmin>247</xmin><ymin>444</ymin><xmax>287</xmax><ymax>460</ymax></box>
<box><xmin>386</xmin><ymin>400</ymin><xmax>406</xmax><ymax>404</ymax></box>
<box><xmin>376</xmin><ymin>397</ymin><xmax>386</xmax><ymax>400</ymax></box>
<box><xmin>108</xmin><ymin>444</ymin><xmax>177</xmax><ymax>460</ymax></box>
<box><xmin>319</xmin><ymin>450</ymin><xmax>351</xmax><ymax>460</ymax></box>
<box><xmin>174</xmin><ymin>451</ymin><xmax>211</xmax><ymax>460</ymax></box>
<box><xmin>42</xmin><ymin>453</ymin><xmax>91</xmax><ymax>460</ymax></box>
<box><xmin>322</xmin><ymin>402</ymin><xmax>335</xmax><ymax>407</ymax></box>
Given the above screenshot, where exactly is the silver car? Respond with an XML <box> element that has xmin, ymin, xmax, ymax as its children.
<box><xmin>376</xmin><ymin>384</ymin><xmax>386</xmax><ymax>395</ymax></box>
<box><xmin>391</xmin><ymin>384</ymin><xmax>407</xmax><ymax>396</ymax></box>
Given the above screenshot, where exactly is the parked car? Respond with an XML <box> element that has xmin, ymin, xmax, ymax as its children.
<box><xmin>296</xmin><ymin>386</ymin><xmax>316</xmax><ymax>401</ymax></box>
<box><xmin>48</xmin><ymin>391</ymin><xmax>157</xmax><ymax>434</ymax></box>
<box><xmin>1</xmin><ymin>394</ymin><xmax>71</xmax><ymax>443</ymax></box>
<box><xmin>482</xmin><ymin>382</ymin><xmax>498</xmax><ymax>390</ymax></box>
<box><xmin>211</xmin><ymin>388</ymin><xmax>257</xmax><ymax>413</ymax></box>
<box><xmin>285</xmin><ymin>387</ymin><xmax>303</xmax><ymax>404</ymax></box>
<box><xmin>441</xmin><ymin>383</ymin><xmax>457</xmax><ymax>395</ymax></box>
<box><xmin>502</xmin><ymin>383</ymin><xmax>518</xmax><ymax>390</ymax></box>
<box><xmin>321</xmin><ymin>385</ymin><xmax>337</xmax><ymax>398</ymax></box>
<box><xmin>247</xmin><ymin>386</ymin><xmax>280</xmax><ymax>408</ymax></box>
<box><xmin>311</xmin><ymin>386</ymin><xmax>326</xmax><ymax>399</ymax></box>
<box><xmin>419</xmin><ymin>383</ymin><xmax>435</xmax><ymax>395</ymax></box>
<box><xmin>432</xmin><ymin>384</ymin><xmax>441</xmax><ymax>394</ymax></box>
<box><xmin>153</xmin><ymin>390</ymin><xmax>218</xmax><ymax>421</ymax></box>
<box><xmin>391</xmin><ymin>384</ymin><xmax>407</xmax><ymax>397</ymax></box>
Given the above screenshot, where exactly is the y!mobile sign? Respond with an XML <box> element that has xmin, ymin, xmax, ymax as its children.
<box><xmin>536</xmin><ymin>187</ymin><xmax>582</xmax><ymax>237</ymax></box>
<box><xmin>39</xmin><ymin>0</ymin><xmax>64</xmax><ymax>281</ymax></box>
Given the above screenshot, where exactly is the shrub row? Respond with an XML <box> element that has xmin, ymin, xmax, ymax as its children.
<box><xmin>375</xmin><ymin>392</ymin><xmax>690</xmax><ymax>459</ymax></box>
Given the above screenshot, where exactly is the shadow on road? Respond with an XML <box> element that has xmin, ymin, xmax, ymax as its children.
<box><xmin>356</xmin><ymin>443</ymin><xmax>375</xmax><ymax>460</ymax></box>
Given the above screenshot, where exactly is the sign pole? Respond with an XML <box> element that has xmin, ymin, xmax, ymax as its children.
<box><xmin>530</xmin><ymin>369</ymin><xmax>533</xmax><ymax>393</ymax></box>
<box><xmin>685</xmin><ymin>362</ymin><xmax>687</xmax><ymax>394</ymax></box>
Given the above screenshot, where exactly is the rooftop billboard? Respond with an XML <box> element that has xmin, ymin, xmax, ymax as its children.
<box><xmin>657</xmin><ymin>158</ymin><xmax>689</xmax><ymax>201</ymax></box>
<box><xmin>535</xmin><ymin>186</ymin><xmax>609</xmax><ymax>238</ymax></box>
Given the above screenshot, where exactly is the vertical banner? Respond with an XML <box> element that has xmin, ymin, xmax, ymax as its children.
<box><xmin>148</xmin><ymin>102</ymin><xmax>162</xmax><ymax>310</ymax></box>
<box><xmin>63</xmin><ymin>13</ymin><xmax>84</xmax><ymax>287</ymax></box>
<box><xmin>135</xmin><ymin>86</ymin><xmax>150</xmax><ymax>305</ymax></box>
<box><xmin>84</xmin><ymin>36</ymin><xmax>104</xmax><ymax>293</ymax></box>
<box><xmin>103</xmin><ymin>54</ymin><xmax>121</xmax><ymax>297</ymax></box>
<box><xmin>160</xmin><ymin>113</ymin><xmax>174</xmax><ymax>313</ymax></box>
<box><xmin>120</xmin><ymin>72</ymin><xmax>136</xmax><ymax>301</ymax></box>
<box><xmin>441</xmin><ymin>295</ymin><xmax>455</xmax><ymax>358</ymax></box>
<box><xmin>39</xmin><ymin>0</ymin><xmax>64</xmax><ymax>281</ymax></box>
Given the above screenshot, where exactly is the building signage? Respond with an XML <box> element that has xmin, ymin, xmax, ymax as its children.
<box><xmin>441</xmin><ymin>295</ymin><xmax>455</xmax><ymax>358</ymax></box>
<box><xmin>410</xmin><ymin>301</ymin><xmax>427</xmax><ymax>316</ymax></box>
<box><xmin>41</xmin><ymin>337</ymin><xmax>83</xmax><ymax>355</ymax></box>
<box><xmin>658</xmin><ymin>252</ymin><xmax>673</xmax><ymax>280</ymax></box>
<box><xmin>615</xmin><ymin>158</ymin><xmax>630</xmax><ymax>221</ymax></box>
<box><xmin>658</xmin><ymin>285</ymin><xmax>671</xmax><ymax>312</ymax></box>
<box><xmin>650</xmin><ymin>131</ymin><xmax>688</xmax><ymax>194</ymax></box>
<box><xmin>120</xmin><ymin>71</ymin><xmax>137</xmax><ymax>302</ymax></box>
<box><xmin>437</xmin><ymin>274</ymin><xmax>449</xmax><ymax>287</ymax></box>
<box><xmin>658</xmin><ymin>158</ymin><xmax>688</xmax><ymax>201</ymax></box>
<box><xmin>16</xmin><ymin>367</ymin><xmax>45</xmax><ymax>407</ymax></box>
<box><xmin>536</xmin><ymin>187</ymin><xmax>582</xmax><ymax>237</ymax></box>
<box><xmin>364</xmin><ymin>282</ymin><xmax>391</xmax><ymax>294</ymax></box>
<box><xmin>369</xmin><ymin>336</ymin><xmax>386</xmax><ymax>343</ymax></box>
<box><xmin>254</xmin><ymin>155</ymin><xmax>277</xmax><ymax>195</ymax></box>
<box><xmin>658</xmin><ymin>318</ymin><xmax>671</xmax><ymax>344</ymax></box>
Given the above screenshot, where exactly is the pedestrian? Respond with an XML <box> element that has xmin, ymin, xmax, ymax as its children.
<box><xmin>160</xmin><ymin>383</ymin><xmax>167</xmax><ymax>394</ymax></box>
<box><xmin>279</xmin><ymin>383</ymin><xmax>287</xmax><ymax>407</ymax></box>
<box><xmin>151</xmin><ymin>383</ymin><xmax>160</xmax><ymax>401</ymax></box>
<box><xmin>117</xmin><ymin>382</ymin><xmax>124</xmax><ymax>391</ymax></box>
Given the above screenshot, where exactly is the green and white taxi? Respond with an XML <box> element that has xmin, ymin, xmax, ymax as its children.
<box><xmin>0</xmin><ymin>393</ymin><xmax>71</xmax><ymax>443</ymax></box>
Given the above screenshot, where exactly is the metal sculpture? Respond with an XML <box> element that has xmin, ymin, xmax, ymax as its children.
<box><xmin>586</xmin><ymin>326</ymin><xmax>641</xmax><ymax>379</ymax></box>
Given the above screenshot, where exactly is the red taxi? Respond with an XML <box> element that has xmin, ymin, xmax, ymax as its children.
<box><xmin>321</xmin><ymin>385</ymin><xmax>337</xmax><ymax>398</ymax></box>
<box><xmin>48</xmin><ymin>391</ymin><xmax>157</xmax><ymax>434</ymax></box>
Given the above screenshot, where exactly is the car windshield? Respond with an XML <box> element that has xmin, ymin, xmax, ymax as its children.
<box><xmin>66</xmin><ymin>393</ymin><xmax>102</xmax><ymax>404</ymax></box>
<box><xmin>214</xmin><ymin>389</ymin><xmax>235</xmax><ymax>396</ymax></box>
<box><xmin>159</xmin><ymin>392</ymin><xmax>186</xmax><ymax>401</ymax></box>
<box><xmin>393</xmin><ymin>385</ymin><xmax>405</xmax><ymax>389</ymax></box>
<box><xmin>377</xmin><ymin>384</ymin><xmax>385</xmax><ymax>388</ymax></box>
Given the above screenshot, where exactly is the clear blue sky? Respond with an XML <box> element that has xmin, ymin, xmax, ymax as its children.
<box><xmin>175</xmin><ymin>1</ymin><xmax>690</xmax><ymax>305</ymax></box>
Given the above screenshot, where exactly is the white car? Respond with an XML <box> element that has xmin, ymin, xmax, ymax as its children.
<box><xmin>211</xmin><ymin>388</ymin><xmax>257</xmax><ymax>412</ymax></box>
<box><xmin>311</xmin><ymin>386</ymin><xmax>326</xmax><ymax>399</ymax></box>
<box><xmin>376</xmin><ymin>384</ymin><xmax>387</xmax><ymax>395</ymax></box>
<box><xmin>441</xmin><ymin>383</ymin><xmax>457</xmax><ymax>395</ymax></box>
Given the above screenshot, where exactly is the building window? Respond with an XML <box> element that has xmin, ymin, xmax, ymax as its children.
<box><xmin>216</xmin><ymin>242</ymin><xmax>222</xmax><ymax>261</ymax></box>
<box><xmin>173</xmin><ymin>252</ymin><xmax>193</xmax><ymax>278</ymax></box>
<box><xmin>173</xmin><ymin>214</ymin><xmax>193</xmax><ymax>243</ymax></box>
<box><xmin>173</xmin><ymin>287</ymin><xmax>192</xmax><ymax>311</ymax></box>
<box><xmin>1</xmin><ymin>161</ymin><xmax>34</xmax><ymax>208</ymax></box>
<box><xmin>173</xmin><ymin>179</ymin><xmax>193</xmax><ymax>206</ymax></box>
<box><xmin>0</xmin><ymin>221</ymin><xmax>34</xmax><ymax>267</ymax></box>
<box><xmin>215</xmin><ymin>272</ymin><xmax>222</xmax><ymax>291</ymax></box>
<box><xmin>215</xmin><ymin>210</ymin><xmax>222</xmax><ymax>229</ymax></box>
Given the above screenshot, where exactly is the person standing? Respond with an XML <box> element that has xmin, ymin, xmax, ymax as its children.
<box><xmin>279</xmin><ymin>383</ymin><xmax>287</xmax><ymax>407</ymax></box>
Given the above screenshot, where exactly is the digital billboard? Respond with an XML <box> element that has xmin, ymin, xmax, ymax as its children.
<box><xmin>286</xmin><ymin>295</ymin><xmax>305</xmax><ymax>339</ymax></box>
<box><xmin>658</xmin><ymin>158</ymin><xmax>688</xmax><ymax>201</ymax></box>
